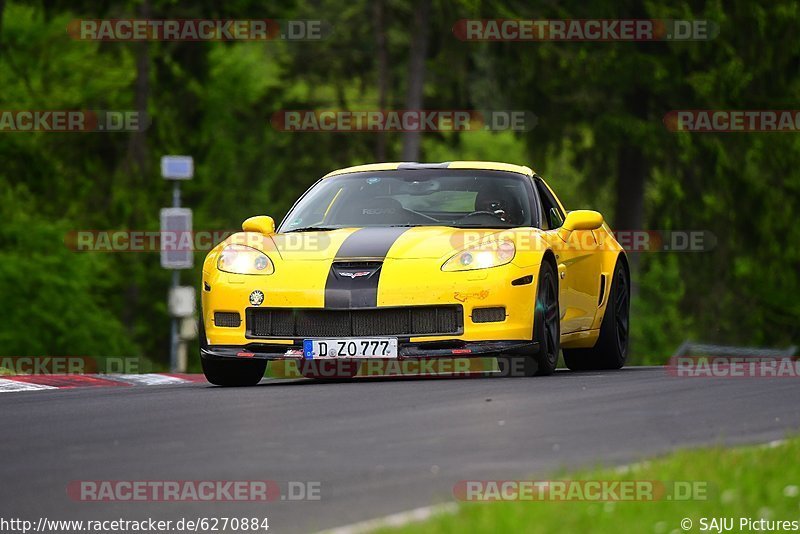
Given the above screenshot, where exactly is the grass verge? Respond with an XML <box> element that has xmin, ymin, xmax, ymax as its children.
<box><xmin>380</xmin><ymin>437</ymin><xmax>800</xmax><ymax>533</ymax></box>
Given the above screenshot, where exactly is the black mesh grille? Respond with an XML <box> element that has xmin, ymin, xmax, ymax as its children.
<box><xmin>472</xmin><ymin>307</ymin><xmax>506</xmax><ymax>323</ymax></box>
<box><xmin>214</xmin><ymin>311</ymin><xmax>241</xmax><ymax>328</ymax></box>
<box><xmin>411</xmin><ymin>307</ymin><xmax>438</xmax><ymax>334</ymax></box>
<box><xmin>296</xmin><ymin>310</ymin><xmax>350</xmax><ymax>337</ymax></box>
<box><xmin>332</xmin><ymin>261</ymin><xmax>383</xmax><ymax>269</ymax></box>
<box><xmin>247</xmin><ymin>306</ymin><xmax>463</xmax><ymax>338</ymax></box>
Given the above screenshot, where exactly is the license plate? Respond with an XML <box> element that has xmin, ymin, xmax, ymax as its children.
<box><xmin>302</xmin><ymin>338</ymin><xmax>398</xmax><ymax>359</ymax></box>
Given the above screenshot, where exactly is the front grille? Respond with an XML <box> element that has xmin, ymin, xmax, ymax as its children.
<box><xmin>214</xmin><ymin>311</ymin><xmax>241</xmax><ymax>327</ymax></box>
<box><xmin>472</xmin><ymin>307</ymin><xmax>506</xmax><ymax>323</ymax></box>
<box><xmin>247</xmin><ymin>305</ymin><xmax>463</xmax><ymax>338</ymax></box>
<box><xmin>332</xmin><ymin>261</ymin><xmax>383</xmax><ymax>269</ymax></box>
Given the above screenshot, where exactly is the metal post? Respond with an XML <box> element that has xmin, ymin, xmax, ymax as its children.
<box><xmin>172</xmin><ymin>179</ymin><xmax>181</xmax><ymax>207</ymax></box>
<box><xmin>169</xmin><ymin>180</ymin><xmax>181</xmax><ymax>372</ymax></box>
<box><xmin>161</xmin><ymin>155</ymin><xmax>193</xmax><ymax>373</ymax></box>
<box><xmin>169</xmin><ymin>270</ymin><xmax>179</xmax><ymax>371</ymax></box>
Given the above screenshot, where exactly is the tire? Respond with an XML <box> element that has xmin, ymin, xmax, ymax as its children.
<box><xmin>498</xmin><ymin>260</ymin><xmax>560</xmax><ymax>377</ymax></box>
<box><xmin>201</xmin><ymin>357</ymin><xmax>267</xmax><ymax>386</ymax></box>
<box><xmin>198</xmin><ymin>317</ymin><xmax>267</xmax><ymax>386</ymax></box>
<box><xmin>563</xmin><ymin>257</ymin><xmax>630</xmax><ymax>371</ymax></box>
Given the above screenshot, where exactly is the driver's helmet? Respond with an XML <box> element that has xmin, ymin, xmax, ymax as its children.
<box><xmin>474</xmin><ymin>184</ymin><xmax>520</xmax><ymax>224</ymax></box>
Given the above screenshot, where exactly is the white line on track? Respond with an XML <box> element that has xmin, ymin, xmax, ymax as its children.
<box><xmin>0</xmin><ymin>379</ymin><xmax>58</xmax><ymax>392</ymax></box>
<box><xmin>102</xmin><ymin>374</ymin><xmax>193</xmax><ymax>386</ymax></box>
<box><xmin>317</xmin><ymin>503</ymin><xmax>458</xmax><ymax>534</ymax></box>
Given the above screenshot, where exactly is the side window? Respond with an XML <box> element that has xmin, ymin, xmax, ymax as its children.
<box><xmin>534</xmin><ymin>179</ymin><xmax>565</xmax><ymax>230</ymax></box>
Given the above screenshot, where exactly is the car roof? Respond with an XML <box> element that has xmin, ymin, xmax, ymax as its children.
<box><xmin>322</xmin><ymin>161</ymin><xmax>535</xmax><ymax>178</ymax></box>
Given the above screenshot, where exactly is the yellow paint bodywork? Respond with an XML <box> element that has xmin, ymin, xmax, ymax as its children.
<box><xmin>202</xmin><ymin>161</ymin><xmax>625</xmax><ymax>351</ymax></box>
<box><xmin>323</xmin><ymin>161</ymin><xmax>534</xmax><ymax>178</ymax></box>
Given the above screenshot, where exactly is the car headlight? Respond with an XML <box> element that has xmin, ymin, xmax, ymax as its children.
<box><xmin>217</xmin><ymin>245</ymin><xmax>275</xmax><ymax>275</ymax></box>
<box><xmin>442</xmin><ymin>240</ymin><xmax>516</xmax><ymax>271</ymax></box>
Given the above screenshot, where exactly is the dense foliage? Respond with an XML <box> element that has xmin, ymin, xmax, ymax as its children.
<box><xmin>1</xmin><ymin>0</ymin><xmax>797</xmax><ymax>367</ymax></box>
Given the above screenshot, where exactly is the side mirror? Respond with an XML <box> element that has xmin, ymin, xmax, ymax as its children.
<box><xmin>562</xmin><ymin>210</ymin><xmax>604</xmax><ymax>231</ymax></box>
<box><xmin>242</xmin><ymin>215</ymin><xmax>276</xmax><ymax>235</ymax></box>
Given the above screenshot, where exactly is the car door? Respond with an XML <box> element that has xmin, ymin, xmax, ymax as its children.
<box><xmin>533</xmin><ymin>177</ymin><xmax>602</xmax><ymax>334</ymax></box>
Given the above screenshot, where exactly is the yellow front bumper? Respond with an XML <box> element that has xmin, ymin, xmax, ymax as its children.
<box><xmin>201</xmin><ymin>259</ymin><xmax>538</xmax><ymax>347</ymax></box>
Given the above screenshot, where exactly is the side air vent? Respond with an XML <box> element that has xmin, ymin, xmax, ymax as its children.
<box><xmin>214</xmin><ymin>312</ymin><xmax>241</xmax><ymax>328</ymax></box>
<box><xmin>472</xmin><ymin>307</ymin><xmax>506</xmax><ymax>323</ymax></box>
<box><xmin>598</xmin><ymin>274</ymin><xmax>607</xmax><ymax>307</ymax></box>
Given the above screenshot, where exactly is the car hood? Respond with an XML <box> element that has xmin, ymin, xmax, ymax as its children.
<box><xmin>238</xmin><ymin>226</ymin><xmax>514</xmax><ymax>262</ymax></box>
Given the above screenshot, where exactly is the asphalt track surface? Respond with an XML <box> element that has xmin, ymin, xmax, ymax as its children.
<box><xmin>1</xmin><ymin>367</ymin><xmax>799</xmax><ymax>533</ymax></box>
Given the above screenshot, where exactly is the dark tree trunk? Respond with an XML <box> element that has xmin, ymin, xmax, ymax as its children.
<box><xmin>374</xmin><ymin>0</ymin><xmax>389</xmax><ymax>161</ymax></box>
<box><xmin>614</xmin><ymin>79</ymin><xmax>649</xmax><ymax>289</ymax></box>
<box><xmin>614</xmin><ymin>121</ymin><xmax>646</xmax><ymax>234</ymax></box>
<box><xmin>615</xmin><ymin>143</ymin><xmax>645</xmax><ymax>276</ymax></box>
<box><xmin>127</xmin><ymin>37</ymin><xmax>150</xmax><ymax>176</ymax></box>
<box><xmin>401</xmin><ymin>0</ymin><xmax>430</xmax><ymax>161</ymax></box>
<box><xmin>121</xmin><ymin>0</ymin><xmax>151</xmax><ymax>335</ymax></box>
<box><xmin>0</xmin><ymin>0</ymin><xmax>5</xmax><ymax>40</ymax></box>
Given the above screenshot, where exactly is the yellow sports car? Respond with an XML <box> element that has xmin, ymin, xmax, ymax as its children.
<box><xmin>200</xmin><ymin>161</ymin><xmax>629</xmax><ymax>385</ymax></box>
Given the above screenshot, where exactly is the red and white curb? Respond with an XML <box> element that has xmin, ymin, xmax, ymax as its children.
<box><xmin>0</xmin><ymin>373</ymin><xmax>206</xmax><ymax>393</ymax></box>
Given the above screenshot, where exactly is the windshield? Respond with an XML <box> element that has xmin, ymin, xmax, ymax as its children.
<box><xmin>279</xmin><ymin>169</ymin><xmax>535</xmax><ymax>231</ymax></box>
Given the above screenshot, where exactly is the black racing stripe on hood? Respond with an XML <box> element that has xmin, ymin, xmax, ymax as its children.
<box><xmin>324</xmin><ymin>227</ymin><xmax>410</xmax><ymax>309</ymax></box>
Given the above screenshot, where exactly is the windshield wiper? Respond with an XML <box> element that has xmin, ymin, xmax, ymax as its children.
<box><xmin>284</xmin><ymin>226</ymin><xmax>340</xmax><ymax>233</ymax></box>
<box><xmin>448</xmin><ymin>224</ymin><xmax>516</xmax><ymax>229</ymax></box>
